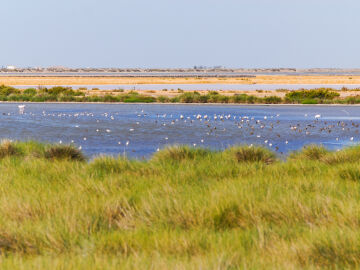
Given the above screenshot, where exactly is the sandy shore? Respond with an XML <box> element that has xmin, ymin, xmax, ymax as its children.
<box><xmin>2</xmin><ymin>75</ymin><xmax>360</xmax><ymax>85</ymax></box>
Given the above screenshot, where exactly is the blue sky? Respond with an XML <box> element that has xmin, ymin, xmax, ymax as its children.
<box><xmin>2</xmin><ymin>0</ymin><xmax>359</xmax><ymax>68</ymax></box>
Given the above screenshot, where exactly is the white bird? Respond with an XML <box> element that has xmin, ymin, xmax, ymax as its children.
<box><xmin>350</xmin><ymin>137</ymin><xmax>354</xmax><ymax>141</ymax></box>
<box><xmin>18</xmin><ymin>105</ymin><xmax>25</xmax><ymax>114</ymax></box>
<box><xmin>314</xmin><ymin>114</ymin><xmax>321</xmax><ymax>119</ymax></box>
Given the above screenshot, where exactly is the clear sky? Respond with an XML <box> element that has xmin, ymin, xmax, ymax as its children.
<box><xmin>2</xmin><ymin>0</ymin><xmax>359</xmax><ymax>68</ymax></box>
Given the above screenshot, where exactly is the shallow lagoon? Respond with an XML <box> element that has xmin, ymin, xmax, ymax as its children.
<box><xmin>2</xmin><ymin>103</ymin><xmax>360</xmax><ymax>158</ymax></box>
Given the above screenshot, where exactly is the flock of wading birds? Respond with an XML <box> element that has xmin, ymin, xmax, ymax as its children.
<box><xmin>12</xmin><ymin>105</ymin><xmax>360</xmax><ymax>154</ymax></box>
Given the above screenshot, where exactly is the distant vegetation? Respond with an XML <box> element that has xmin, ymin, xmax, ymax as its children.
<box><xmin>1</xmin><ymin>140</ymin><xmax>360</xmax><ymax>268</ymax></box>
<box><xmin>1</xmin><ymin>85</ymin><xmax>360</xmax><ymax>104</ymax></box>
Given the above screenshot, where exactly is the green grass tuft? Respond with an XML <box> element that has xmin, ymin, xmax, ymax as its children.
<box><xmin>225</xmin><ymin>145</ymin><xmax>277</xmax><ymax>164</ymax></box>
<box><xmin>44</xmin><ymin>145</ymin><xmax>86</xmax><ymax>161</ymax></box>
<box><xmin>289</xmin><ymin>144</ymin><xmax>329</xmax><ymax>161</ymax></box>
<box><xmin>152</xmin><ymin>145</ymin><xmax>213</xmax><ymax>162</ymax></box>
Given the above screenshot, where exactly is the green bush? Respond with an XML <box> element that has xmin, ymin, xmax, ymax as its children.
<box><xmin>23</xmin><ymin>88</ymin><xmax>37</xmax><ymax>96</ymax></box>
<box><xmin>0</xmin><ymin>85</ymin><xmax>20</xmax><ymax>96</ymax></box>
<box><xmin>301</xmin><ymin>99</ymin><xmax>318</xmax><ymax>104</ymax></box>
<box><xmin>285</xmin><ymin>89</ymin><xmax>340</xmax><ymax>103</ymax></box>
<box><xmin>263</xmin><ymin>96</ymin><xmax>282</xmax><ymax>104</ymax></box>
<box><xmin>157</xmin><ymin>96</ymin><xmax>170</xmax><ymax>103</ymax></box>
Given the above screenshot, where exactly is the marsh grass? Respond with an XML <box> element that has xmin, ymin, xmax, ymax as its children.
<box><xmin>289</xmin><ymin>144</ymin><xmax>330</xmax><ymax>161</ymax></box>
<box><xmin>44</xmin><ymin>144</ymin><xmax>86</xmax><ymax>161</ymax></box>
<box><xmin>1</xmin><ymin>141</ymin><xmax>360</xmax><ymax>269</ymax></box>
<box><xmin>152</xmin><ymin>145</ymin><xmax>213</xmax><ymax>162</ymax></box>
<box><xmin>0</xmin><ymin>139</ymin><xmax>20</xmax><ymax>158</ymax></box>
<box><xmin>224</xmin><ymin>145</ymin><xmax>277</xmax><ymax>164</ymax></box>
<box><xmin>291</xmin><ymin>145</ymin><xmax>360</xmax><ymax>165</ymax></box>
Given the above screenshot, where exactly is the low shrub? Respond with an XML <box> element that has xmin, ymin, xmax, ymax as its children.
<box><xmin>285</xmin><ymin>88</ymin><xmax>340</xmax><ymax>103</ymax></box>
<box><xmin>263</xmin><ymin>96</ymin><xmax>282</xmax><ymax>104</ymax></box>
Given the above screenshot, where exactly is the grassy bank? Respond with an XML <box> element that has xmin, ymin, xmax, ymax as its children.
<box><xmin>1</xmin><ymin>141</ymin><xmax>360</xmax><ymax>269</ymax></box>
<box><xmin>3</xmin><ymin>85</ymin><xmax>360</xmax><ymax>104</ymax></box>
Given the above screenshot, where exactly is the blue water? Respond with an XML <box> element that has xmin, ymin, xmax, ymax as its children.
<box><xmin>2</xmin><ymin>103</ymin><xmax>360</xmax><ymax>158</ymax></box>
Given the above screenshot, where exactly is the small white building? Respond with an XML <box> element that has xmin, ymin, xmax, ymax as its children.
<box><xmin>6</xmin><ymin>65</ymin><xmax>16</xmax><ymax>70</ymax></box>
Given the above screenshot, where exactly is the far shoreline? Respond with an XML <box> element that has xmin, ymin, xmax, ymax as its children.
<box><xmin>3</xmin><ymin>101</ymin><xmax>360</xmax><ymax>106</ymax></box>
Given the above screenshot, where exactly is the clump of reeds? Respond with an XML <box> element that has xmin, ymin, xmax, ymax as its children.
<box><xmin>290</xmin><ymin>145</ymin><xmax>360</xmax><ymax>165</ymax></box>
<box><xmin>152</xmin><ymin>145</ymin><xmax>212</xmax><ymax>162</ymax></box>
<box><xmin>44</xmin><ymin>145</ymin><xmax>85</xmax><ymax>161</ymax></box>
<box><xmin>289</xmin><ymin>145</ymin><xmax>329</xmax><ymax>161</ymax></box>
<box><xmin>225</xmin><ymin>145</ymin><xmax>277</xmax><ymax>164</ymax></box>
<box><xmin>0</xmin><ymin>139</ymin><xmax>20</xmax><ymax>158</ymax></box>
<box><xmin>322</xmin><ymin>146</ymin><xmax>360</xmax><ymax>165</ymax></box>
